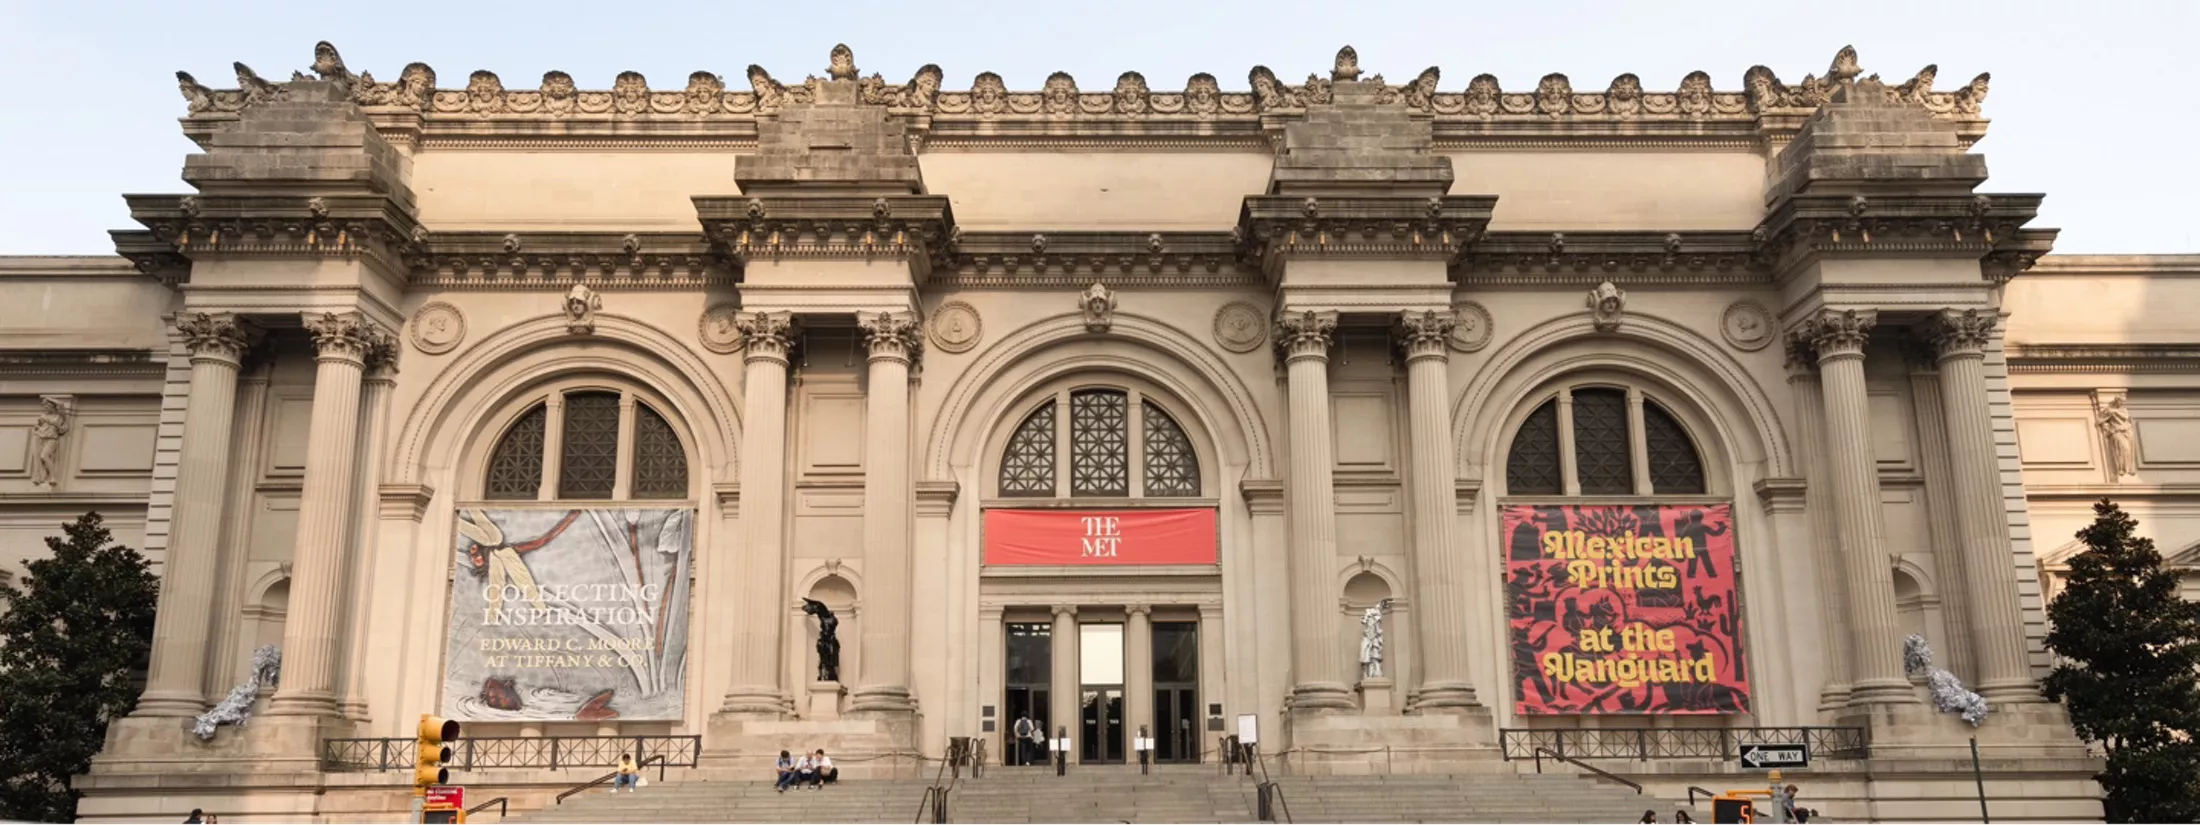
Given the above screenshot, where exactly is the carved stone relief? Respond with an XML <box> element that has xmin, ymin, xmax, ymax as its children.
<box><xmin>29</xmin><ymin>395</ymin><xmax>73</xmax><ymax>488</ymax></box>
<box><xmin>2094</xmin><ymin>389</ymin><xmax>2139</xmax><ymax>482</ymax></box>
<box><xmin>563</xmin><ymin>284</ymin><xmax>602</xmax><ymax>335</ymax></box>
<box><xmin>1448</xmin><ymin>301</ymin><xmax>1494</xmax><ymax>352</ymax></box>
<box><xmin>408</xmin><ymin>301</ymin><xmax>466</xmax><ymax>355</ymax></box>
<box><xmin>1586</xmin><ymin>281</ymin><xmax>1627</xmax><ymax>333</ymax></box>
<box><xmin>1720</xmin><ymin>300</ymin><xmax>1774</xmax><ymax>352</ymax></box>
<box><xmin>1081</xmin><ymin>283</ymin><xmax>1117</xmax><ymax>333</ymax></box>
<box><xmin>927</xmin><ymin>301</ymin><xmax>983</xmax><ymax>353</ymax></box>
<box><xmin>1212</xmin><ymin>302</ymin><xmax>1268</xmax><ymax>353</ymax></box>
<box><xmin>698</xmin><ymin>304</ymin><xmax>744</xmax><ymax>354</ymax></box>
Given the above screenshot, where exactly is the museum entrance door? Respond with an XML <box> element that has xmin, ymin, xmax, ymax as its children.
<box><xmin>1152</xmin><ymin>621</ymin><xmax>1200</xmax><ymax>763</ymax></box>
<box><xmin>1080</xmin><ymin>686</ymin><xmax>1125</xmax><ymax>764</ymax></box>
<box><xmin>1004</xmin><ymin>622</ymin><xmax>1053</xmax><ymax>766</ymax></box>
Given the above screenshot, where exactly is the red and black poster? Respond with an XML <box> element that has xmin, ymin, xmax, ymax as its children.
<box><xmin>1502</xmin><ymin>503</ymin><xmax>1750</xmax><ymax>715</ymax></box>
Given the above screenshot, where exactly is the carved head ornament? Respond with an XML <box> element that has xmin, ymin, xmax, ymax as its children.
<box><xmin>828</xmin><ymin>44</ymin><xmax>859</xmax><ymax>81</ymax></box>
<box><xmin>1333</xmin><ymin>46</ymin><xmax>1362</xmax><ymax>82</ymax></box>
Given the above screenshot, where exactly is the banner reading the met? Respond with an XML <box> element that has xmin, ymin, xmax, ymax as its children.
<box><xmin>1503</xmin><ymin>503</ymin><xmax>1750</xmax><ymax>715</ymax></box>
<box><xmin>443</xmin><ymin>508</ymin><xmax>693</xmax><ymax>722</ymax></box>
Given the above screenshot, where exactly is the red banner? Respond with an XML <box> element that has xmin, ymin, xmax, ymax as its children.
<box><xmin>983</xmin><ymin>508</ymin><xmax>1218</xmax><ymax>566</ymax></box>
<box><xmin>1503</xmin><ymin>504</ymin><xmax>1750</xmax><ymax>715</ymax></box>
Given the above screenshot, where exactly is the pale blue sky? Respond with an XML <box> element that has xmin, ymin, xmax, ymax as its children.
<box><xmin>1</xmin><ymin>0</ymin><xmax>2190</xmax><ymax>254</ymax></box>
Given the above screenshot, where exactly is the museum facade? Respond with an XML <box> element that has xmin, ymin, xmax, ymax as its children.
<box><xmin>4</xmin><ymin>40</ymin><xmax>2190</xmax><ymax>821</ymax></box>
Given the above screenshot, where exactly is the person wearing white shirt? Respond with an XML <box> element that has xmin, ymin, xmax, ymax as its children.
<box><xmin>810</xmin><ymin>749</ymin><xmax>837</xmax><ymax>787</ymax></box>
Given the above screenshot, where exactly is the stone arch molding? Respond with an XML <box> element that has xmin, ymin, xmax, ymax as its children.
<box><xmin>927</xmin><ymin>311</ymin><xmax>1276</xmax><ymax>483</ymax></box>
<box><xmin>390</xmin><ymin>313</ymin><xmax>741</xmax><ymax>490</ymax></box>
<box><xmin>1455</xmin><ymin>311</ymin><xmax>1793</xmax><ymax>481</ymax></box>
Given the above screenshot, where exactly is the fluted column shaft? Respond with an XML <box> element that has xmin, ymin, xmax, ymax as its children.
<box><xmin>1051</xmin><ymin>606</ymin><xmax>1080</xmax><ymax>764</ymax></box>
<box><xmin>1925</xmin><ymin>309</ymin><xmax>2039</xmax><ymax>703</ymax></box>
<box><xmin>1904</xmin><ymin>354</ymin><xmax>1976</xmax><ymax>682</ymax></box>
<box><xmin>338</xmin><ymin>346</ymin><xmax>398</xmax><ymax>723</ymax></box>
<box><xmin>723</xmin><ymin>311</ymin><xmax>798</xmax><ymax>714</ymax></box>
<box><xmin>1125</xmin><ymin>605</ymin><xmax>1154</xmax><ymax>754</ymax></box>
<box><xmin>269</xmin><ymin>313</ymin><xmax>379</xmax><ymax>717</ymax></box>
<box><xmin>136</xmin><ymin>313</ymin><xmax>258</xmax><ymax>717</ymax></box>
<box><xmin>1395</xmin><ymin>311</ymin><xmax>1480</xmax><ymax>710</ymax></box>
<box><xmin>1804</xmin><ymin>310</ymin><xmax>1914</xmax><ymax>706</ymax></box>
<box><xmin>1277</xmin><ymin>311</ymin><xmax>1353</xmax><ymax>710</ymax></box>
<box><xmin>852</xmin><ymin>311</ymin><xmax>917</xmax><ymax>712</ymax></box>
<box><xmin>1784</xmin><ymin>352</ymin><xmax>1852</xmax><ymax>712</ymax></box>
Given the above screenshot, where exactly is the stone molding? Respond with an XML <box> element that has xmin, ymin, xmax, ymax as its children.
<box><xmin>116</xmin><ymin>193</ymin><xmax>421</xmax><ymax>282</ymax></box>
<box><xmin>1753</xmin><ymin>193</ymin><xmax>2052</xmax><ymax>275</ymax></box>
<box><xmin>406</xmin><ymin>231</ymin><xmax>732</xmax><ymax>290</ymax></box>
<box><xmin>942</xmin><ymin>231</ymin><xmax>1251</xmax><ymax>287</ymax></box>
<box><xmin>376</xmin><ymin>484</ymin><xmax>435</xmax><ymax>523</ymax></box>
<box><xmin>1457</xmin><ymin>231</ymin><xmax>1761</xmax><ymax>285</ymax></box>
<box><xmin>1236</xmin><ymin>195</ymin><xmax>1496</xmax><ymax>276</ymax></box>
<box><xmin>694</xmin><ymin>195</ymin><xmax>956</xmax><ymax>275</ymax></box>
<box><xmin>0</xmin><ymin>349</ymin><xmax>163</xmax><ymax>379</ymax></box>
<box><xmin>2006</xmin><ymin>344</ymin><xmax>2200</xmax><ymax>374</ymax></box>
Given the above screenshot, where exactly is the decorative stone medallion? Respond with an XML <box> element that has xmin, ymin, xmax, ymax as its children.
<box><xmin>408</xmin><ymin>302</ymin><xmax>465</xmax><ymax>355</ymax></box>
<box><xmin>1212</xmin><ymin>302</ymin><xmax>1267</xmax><ymax>353</ymax></box>
<box><xmin>1448</xmin><ymin>301</ymin><xmax>1494</xmax><ymax>352</ymax></box>
<box><xmin>698</xmin><ymin>304</ymin><xmax>744</xmax><ymax>354</ymax></box>
<box><xmin>928</xmin><ymin>301</ymin><xmax>983</xmax><ymax>353</ymax></box>
<box><xmin>1720</xmin><ymin>300</ymin><xmax>1774</xmax><ymax>352</ymax></box>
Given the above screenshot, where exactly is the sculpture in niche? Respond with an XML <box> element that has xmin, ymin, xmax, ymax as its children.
<box><xmin>1359</xmin><ymin>598</ymin><xmax>1390</xmax><ymax>679</ymax></box>
<box><xmin>2099</xmin><ymin>394</ymin><xmax>2139</xmax><ymax>480</ymax></box>
<box><xmin>1586</xmin><ymin>281</ymin><xmax>1627</xmax><ymax>332</ymax></box>
<box><xmin>1081</xmin><ymin>282</ymin><xmax>1117</xmax><ymax>333</ymax></box>
<box><xmin>803</xmin><ymin>598</ymin><xmax>842</xmax><ymax>682</ymax></box>
<box><xmin>28</xmin><ymin>396</ymin><xmax>72</xmax><ymax>487</ymax></box>
<box><xmin>564</xmin><ymin>284</ymin><xmax>602</xmax><ymax>335</ymax></box>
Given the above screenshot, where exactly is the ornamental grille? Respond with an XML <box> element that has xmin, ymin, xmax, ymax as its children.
<box><xmin>1506</xmin><ymin>401</ymin><xmax>1563</xmax><ymax>496</ymax></box>
<box><xmin>631</xmin><ymin>402</ymin><xmax>689</xmax><ymax>499</ymax></box>
<box><xmin>1643</xmin><ymin>401</ymin><xmax>1707</xmax><ymax>494</ymax></box>
<box><xmin>484</xmin><ymin>404</ymin><xmax>546</xmax><ymax>500</ymax></box>
<box><xmin>999</xmin><ymin>401</ymin><xmax>1057</xmax><ymax>496</ymax></box>
<box><xmin>1142</xmin><ymin>401</ymin><xmax>1200</xmax><ymax>497</ymax></box>
<box><xmin>557</xmin><ymin>391</ymin><xmax>621</xmax><ymax>499</ymax></box>
<box><xmin>1572</xmin><ymin>389</ymin><xmax>1634</xmax><ymax>495</ymax></box>
<box><xmin>1070</xmin><ymin>390</ymin><xmax>1131</xmax><ymax>496</ymax></box>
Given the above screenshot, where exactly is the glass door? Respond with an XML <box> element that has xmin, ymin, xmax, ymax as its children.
<box><xmin>1079</xmin><ymin>623</ymin><xmax>1126</xmax><ymax>763</ymax></box>
<box><xmin>1004</xmin><ymin>622</ymin><xmax>1052</xmax><ymax>766</ymax></box>
<box><xmin>1152</xmin><ymin>621</ymin><xmax>1200</xmax><ymax>763</ymax></box>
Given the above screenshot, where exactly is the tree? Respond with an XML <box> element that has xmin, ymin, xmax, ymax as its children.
<box><xmin>0</xmin><ymin>512</ymin><xmax>159</xmax><ymax>823</ymax></box>
<box><xmin>2043</xmin><ymin>499</ymin><xmax>2200</xmax><ymax>823</ymax></box>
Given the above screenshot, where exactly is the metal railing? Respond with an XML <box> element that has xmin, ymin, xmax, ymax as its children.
<box><xmin>465</xmin><ymin>797</ymin><xmax>509</xmax><ymax>820</ymax></box>
<box><xmin>322</xmin><ymin>735</ymin><xmax>702</xmax><ymax>772</ymax></box>
<box><xmin>1687</xmin><ymin>786</ymin><xmax>1718</xmax><ymax>807</ymax></box>
<box><xmin>1499</xmin><ymin>726</ymin><xmax>1868</xmax><ymax>762</ymax></box>
<box><xmin>1532</xmin><ymin>747</ymin><xmax>1643</xmax><ymax>794</ymax></box>
<box><xmin>555</xmin><ymin>754</ymin><xmax>669</xmax><ymax>805</ymax></box>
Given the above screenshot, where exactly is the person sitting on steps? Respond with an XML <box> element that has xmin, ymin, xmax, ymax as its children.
<box><xmin>793</xmin><ymin>750</ymin><xmax>819</xmax><ymax>790</ymax></box>
<box><xmin>810</xmin><ymin>749</ymin><xmax>837</xmax><ymax>787</ymax></box>
<box><xmin>610</xmin><ymin>753</ymin><xmax>640</xmax><ymax>793</ymax></box>
<box><xmin>774</xmin><ymin>750</ymin><xmax>798</xmax><ymax>793</ymax></box>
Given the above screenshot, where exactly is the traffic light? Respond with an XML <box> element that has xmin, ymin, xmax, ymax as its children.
<box><xmin>415</xmin><ymin>715</ymin><xmax>460</xmax><ymax>790</ymax></box>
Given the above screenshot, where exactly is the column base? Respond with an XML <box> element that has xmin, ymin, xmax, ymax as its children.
<box><xmin>1845</xmin><ymin>676</ymin><xmax>1923</xmax><ymax>706</ymax></box>
<box><xmin>1284</xmin><ymin>710</ymin><xmax>1499</xmax><ymax>775</ymax></box>
<box><xmin>1286</xmin><ymin>681</ymin><xmax>1356</xmax><ymax>712</ymax></box>
<box><xmin>1406</xmin><ymin>680</ymin><xmax>1483</xmax><ymax>712</ymax></box>
<box><xmin>1357</xmin><ymin>678</ymin><xmax>1395</xmax><ymax>715</ymax></box>
<box><xmin>1836</xmin><ymin>690</ymin><xmax>2088</xmax><ymax>761</ymax></box>
<box><xmin>847</xmin><ymin>684</ymin><xmax>915</xmax><ymax>714</ymax></box>
<box><xmin>1977</xmin><ymin>677</ymin><xmax>2047</xmax><ymax>705</ymax></box>
<box><xmin>128</xmin><ymin>691</ymin><xmax>209</xmax><ymax>719</ymax></box>
<box><xmin>263</xmin><ymin>689</ymin><xmax>342</xmax><ymax>718</ymax></box>
<box><xmin>716</xmin><ymin>686</ymin><xmax>794</xmax><ymax>717</ymax></box>
<box><xmin>1816</xmin><ymin>683</ymin><xmax>1854</xmax><ymax>715</ymax></box>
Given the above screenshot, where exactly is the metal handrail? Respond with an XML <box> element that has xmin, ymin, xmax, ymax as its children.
<box><xmin>1688</xmin><ymin>786</ymin><xmax>1717</xmax><ymax>807</ymax></box>
<box><xmin>555</xmin><ymin>754</ymin><xmax>667</xmax><ymax>805</ymax></box>
<box><xmin>1499</xmin><ymin>726</ymin><xmax>1867</xmax><ymax>762</ymax></box>
<box><xmin>465</xmin><ymin>797</ymin><xmax>508</xmax><ymax>819</ymax></box>
<box><xmin>1532</xmin><ymin>746</ymin><xmax>1643</xmax><ymax>794</ymax></box>
<box><xmin>322</xmin><ymin>734</ymin><xmax>702</xmax><ymax>771</ymax></box>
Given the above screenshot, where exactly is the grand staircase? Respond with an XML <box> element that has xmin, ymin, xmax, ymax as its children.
<box><xmin>515</xmin><ymin>764</ymin><xmax>1687</xmax><ymax>824</ymax></box>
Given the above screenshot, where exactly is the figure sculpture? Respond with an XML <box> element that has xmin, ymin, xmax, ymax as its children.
<box><xmin>29</xmin><ymin>397</ymin><xmax>70</xmax><ymax>487</ymax></box>
<box><xmin>1902</xmin><ymin>634</ymin><xmax>1986</xmax><ymax>726</ymax></box>
<box><xmin>193</xmin><ymin>645</ymin><xmax>281</xmax><ymax>740</ymax></box>
<box><xmin>1081</xmin><ymin>282</ymin><xmax>1117</xmax><ymax>333</ymax></box>
<box><xmin>1359</xmin><ymin>598</ymin><xmax>1391</xmax><ymax>679</ymax></box>
<box><xmin>804</xmin><ymin>598</ymin><xmax>842</xmax><ymax>682</ymax></box>
<box><xmin>564</xmin><ymin>284</ymin><xmax>602</xmax><ymax>335</ymax></box>
<box><xmin>2099</xmin><ymin>395</ymin><xmax>2138</xmax><ymax>479</ymax></box>
<box><xmin>1587</xmin><ymin>281</ymin><xmax>1627</xmax><ymax>332</ymax></box>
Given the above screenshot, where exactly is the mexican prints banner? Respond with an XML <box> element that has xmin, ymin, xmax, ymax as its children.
<box><xmin>983</xmin><ymin>508</ymin><xmax>1218</xmax><ymax>566</ymax></box>
<box><xmin>1503</xmin><ymin>503</ymin><xmax>1750</xmax><ymax>715</ymax></box>
<box><xmin>443</xmin><ymin>508</ymin><xmax>693</xmax><ymax>722</ymax></box>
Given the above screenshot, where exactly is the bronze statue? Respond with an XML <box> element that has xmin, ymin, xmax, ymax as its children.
<box><xmin>803</xmin><ymin>598</ymin><xmax>841</xmax><ymax>682</ymax></box>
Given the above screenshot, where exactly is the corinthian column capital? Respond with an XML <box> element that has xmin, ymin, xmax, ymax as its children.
<box><xmin>363</xmin><ymin>326</ymin><xmax>401</xmax><ymax>381</ymax></box>
<box><xmin>1919</xmin><ymin>308</ymin><xmax>1998</xmax><ymax>360</ymax></box>
<box><xmin>176</xmin><ymin>312</ymin><xmax>262</xmax><ymax>364</ymax></box>
<box><xmin>858</xmin><ymin>310</ymin><xmax>922</xmax><ymax>366</ymax></box>
<box><xmin>1393</xmin><ymin>309</ymin><xmax>1456</xmax><ymax>363</ymax></box>
<box><xmin>1802</xmin><ymin>309</ymin><xmax>1876</xmax><ymax>363</ymax></box>
<box><xmin>1273</xmin><ymin>310</ymin><xmax>1337</xmax><ymax>364</ymax></box>
<box><xmin>736</xmin><ymin>311</ymin><xmax>799</xmax><ymax>364</ymax></box>
<box><xmin>302</xmin><ymin>312</ymin><xmax>378</xmax><ymax>364</ymax></box>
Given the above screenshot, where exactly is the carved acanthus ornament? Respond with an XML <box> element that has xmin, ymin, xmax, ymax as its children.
<box><xmin>176</xmin><ymin>313</ymin><xmax>261</xmax><ymax>363</ymax></box>
<box><xmin>1751</xmin><ymin>193</ymin><xmax>2053</xmax><ymax>276</ymax></box>
<box><xmin>1920</xmin><ymin>308</ymin><xmax>1999</xmax><ymax>359</ymax></box>
<box><xmin>303</xmin><ymin>312</ymin><xmax>382</xmax><ymax>363</ymax></box>
<box><xmin>735</xmin><ymin>311</ymin><xmax>799</xmax><ymax>364</ymax></box>
<box><xmin>1797</xmin><ymin>309</ymin><xmax>1877</xmax><ymax>362</ymax></box>
<box><xmin>1235</xmin><ymin>195</ymin><xmax>1496</xmax><ymax>277</ymax></box>
<box><xmin>695</xmin><ymin>195</ymin><xmax>957</xmax><ymax>276</ymax></box>
<box><xmin>858</xmin><ymin>310</ymin><xmax>923</xmax><ymax>366</ymax></box>
<box><xmin>1273</xmin><ymin>310</ymin><xmax>1338</xmax><ymax>364</ymax></box>
<box><xmin>1393</xmin><ymin>310</ymin><xmax>1456</xmax><ymax>361</ymax></box>
<box><xmin>115</xmin><ymin>193</ymin><xmax>426</xmax><ymax>280</ymax></box>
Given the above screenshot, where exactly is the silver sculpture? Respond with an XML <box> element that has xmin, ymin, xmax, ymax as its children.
<box><xmin>193</xmin><ymin>645</ymin><xmax>282</xmax><ymax>740</ymax></box>
<box><xmin>1903</xmin><ymin>634</ymin><xmax>1986</xmax><ymax>726</ymax></box>
<box><xmin>1359</xmin><ymin>598</ymin><xmax>1391</xmax><ymax>679</ymax></box>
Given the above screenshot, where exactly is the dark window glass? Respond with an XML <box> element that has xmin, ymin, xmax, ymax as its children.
<box><xmin>1070</xmin><ymin>390</ymin><xmax>1130</xmax><ymax>497</ymax></box>
<box><xmin>1572</xmin><ymin>388</ymin><xmax>1634</xmax><ymax>495</ymax></box>
<box><xmin>630</xmin><ymin>402</ymin><xmax>688</xmax><ymax>499</ymax></box>
<box><xmin>1142</xmin><ymin>402</ymin><xmax>1200</xmax><ymax>497</ymax></box>
<box><xmin>999</xmin><ymin>402</ymin><xmax>1057</xmax><ymax>497</ymax></box>
<box><xmin>557</xmin><ymin>391</ymin><xmax>620</xmax><ymax>499</ymax></box>
<box><xmin>484</xmin><ymin>404</ymin><xmax>546</xmax><ymax>500</ymax></box>
<box><xmin>1506</xmin><ymin>400</ymin><xmax>1563</xmax><ymax>496</ymax></box>
<box><xmin>1005</xmin><ymin>622</ymin><xmax>1053</xmax><ymax>686</ymax></box>
<box><xmin>1152</xmin><ymin>622</ymin><xmax>1199</xmax><ymax>685</ymax></box>
<box><xmin>1644</xmin><ymin>400</ymin><xmax>1707</xmax><ymax>495</ymax></box>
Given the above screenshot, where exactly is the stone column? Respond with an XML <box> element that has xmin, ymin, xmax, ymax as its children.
<box><xmin>722</xmin><ymin>311</ymin><xmax>798</xmax><ymax>715</ymax></box>
<box><xmin>1923</xmin><ymin>309</ymin><xmax>2039</xmax><ymax>704</ymax></box>
<box><xmin>135</xmin><ymin>313</ymin><xmax>259</xmax><ymax>717</ymax></box>
<box><xmin>1051</xmin><ymin>606</ymin><xmax>1080</xmax><ymax>764</ymax></box>
<box><xmin>338</xmin><ymin>337</ymin><xmax>399</xmax><ymax>723</ymax></box>
<box><xmin>1802</xmin><ymin>310</ymin><xmax>1914</xmax><ymax>706</ymax></box>
<box><xmin>1276</xmin><ymin>310</ymin><xmax>1353</xmax><ymax>711</ymax></box>
<box><xmin>1393</xmin><ymin>311</ymin><xmax>1481</xmax><ymax>710</ymax></box>
<box><xmin>1904</xmin><ymin>346</ymin><xmax>1976</xmax><ymax>682</ymax></box>
<box><xmin>268</xmin><ymin>312</ymin><xmax>379</xmax><ymax>717</ymax></box>
<box><xmin>1784</xmin><ymin>346</ymin><xmax>1852</xmax><ymax>712</ymax></box>
<box><xmin>1124</xmin><ymin>604</ymin><xmax>1154</xmax><ymax>761</ymax></box>
<box><xmin>851</xmin><ymin>310</ymin><xmax>918</xmax><ymax>713</ymax></box>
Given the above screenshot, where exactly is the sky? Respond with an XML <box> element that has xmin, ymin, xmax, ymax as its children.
<box><xmin>0</xmin><ymin>0</ymin><xmax>2191</xmax><ymax>255</ymax></box>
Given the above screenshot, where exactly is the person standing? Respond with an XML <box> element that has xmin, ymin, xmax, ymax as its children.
<box><xmin>1012</xmin><ymin>715</ymin><xmax>1036</xmax><ymax>765</ymax></box>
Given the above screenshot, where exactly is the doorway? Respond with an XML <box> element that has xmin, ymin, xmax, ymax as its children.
<box><xmin>1152</xmin><ymin>621</ymin><xmax>1200</xmax><ymax>763</ymax></box>
<box><xmin>1003</xmin><ymin>622</ymin><xmax>1052</xmax><ymax>766</ymax></box>
<box><xmin>1080</xmin><ymin>623</ymin><xmax>1126</xmax><ymax>763</ymax></box>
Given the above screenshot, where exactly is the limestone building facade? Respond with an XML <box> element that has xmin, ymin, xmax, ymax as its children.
<box><xmin>2</xmin><ymin>40</ymin><xmax>2182</xmax><ymax>821</ymax></box>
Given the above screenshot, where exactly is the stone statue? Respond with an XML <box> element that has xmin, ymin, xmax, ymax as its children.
<box><xmin>1587</xmin><ymin>281</ymin><xmax>1627</xmax><ymax>332</ymax></box>
<box><xmin>2099</xmin><ymin>395</ymin><xmax>2138</xmax><ymax>479</ymax></box>
<box><xmin>1359</xmin><ymin>598</ymin><xmax>1390</xmax><ymax>679</ymax></box>
<box><xmin>564</xmin><ymin>284</ymin><xmax>602</xmax><ymax>335</ymax></box>
<box><xmin>28</xmin><ymin>397</ymin><xmax>71</xmax><ymax>487</ymax></box>
<box><xmin>804</xmin><ymin>598</ymin><xmax>841</xmax><ymax>682</ymax></box>
<box><xmin>1081</xmin><ymin>282</ymin><xmax>1117</xmax><ymax>333</ymax></box>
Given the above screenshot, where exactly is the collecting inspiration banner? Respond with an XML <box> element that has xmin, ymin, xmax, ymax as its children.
<box><xmin>1502</xmin><ymin>503</ymin><xmax>1750</xmax><ymax>715</ymax></box>
<box><xmin>442</xmin><ymin>508</ymin><xmax>693</xmax><ymax>722</ymax></box>
<box><xmin>984</xmin><ymin>508</ymin><xmax>1218</xmax><ymax>565</ymax></box>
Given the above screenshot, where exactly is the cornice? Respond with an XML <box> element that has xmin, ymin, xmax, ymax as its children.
<box><xmin>174</xmin><ymin>42</ymin><xmax>1991</xmax><ymax>150</ymax></box>
<box><xmin>2004</xmin><ymin>343</ymin><xmax>2200</xmax><ymax>374</ymax></box>
<box><xmin>1456</xmin><ymin>230</ymin><xmax>1767</xmax><ymax>286</ymax></box>
<box><xmin>693</xmin><ymin>195</ymin><xmax>956</xmax><ymax>274</ymax></box>
<box><xmin>118</xmin><ymin>193</ymin><xmax>423</xmax><ymax>284</ymax></box>
<box><xmin>406</xmin><ymin>231</ymin><xmax>736</xmax><ymax>290</ymax></box>
<box><xmin>0</xmin><ymin>349</ymin><xmax>164</xmax><ymax>379</ymax></box>
<box><xmin>1753</xmin><ymin>192</ymin><xmax>2048</xmax><ymax>276</ymax></box>
<box><xmin>939</xmin><ymin>231</ymin><xmax>1259</xmax><ymax>289</ymax></box>
<box><xmin>1236</xmin><ymin>195</ymin><xmax>1497</xmax><ymax>277</ymax></box>
<box><xmin>0</xmin><ymin>256</ymin><xmax>143</xmax><ymax>279</ymax></box>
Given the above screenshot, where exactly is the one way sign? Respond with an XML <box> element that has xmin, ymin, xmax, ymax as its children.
<box><xmin>1738</xmin><ymin>743</ymin><xmax>1810</xmax><ymax>769</ymax></box>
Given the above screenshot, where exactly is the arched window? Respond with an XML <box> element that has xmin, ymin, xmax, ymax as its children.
<box><xmin>998</xmin><ymin>388</ymin><xmax>1202</xmax><ymax>498</ymax></box>
<box><xmin>482</xmin><ymin>386</ymin><xmax>690</xmax><ymax>501</ymax></box>
<box><xmin>1504</xmin><ymin>385</ymin><xmax>1706</xmax><ymax>496</ymax></box>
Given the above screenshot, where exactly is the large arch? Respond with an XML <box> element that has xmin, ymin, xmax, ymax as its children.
<box><xmin>389</xmin><ymin>313</ymin><xmax>741</xmax><ymax>490</ymax></box>
<box><xmin>927</xmin><ymin>312</ymin><xmax>1276</xmax><ymax>483</ymax></box>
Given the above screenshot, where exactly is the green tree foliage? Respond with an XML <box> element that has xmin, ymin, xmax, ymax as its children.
<box><xmin>0</xmin><ymin>513</ymin><xmax>159</xmax><ymax>823</ymax></box>
<box><xmin>2043</xmin><ymin>499</ymin><xmax>2200</xmax><ymax>823</ymax></box>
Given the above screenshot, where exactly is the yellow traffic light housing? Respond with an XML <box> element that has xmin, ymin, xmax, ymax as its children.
<box><xmin>415</xmin><ymin>715</ymin><xmax>460</xmax><ymax>790</ymax></box>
